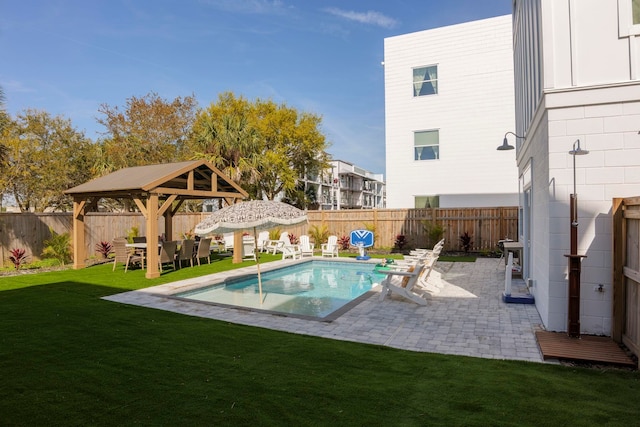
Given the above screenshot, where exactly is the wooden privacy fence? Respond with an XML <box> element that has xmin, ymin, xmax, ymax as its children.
<box><xmin>309</xmin><ymin>207</ymin><xmax>518</xmax><ymax>252</ymax></box>
<box><xmin>613</xmin><ymin>197</ymin><xmax>640</xmax><ymax>366</ymax></box>
<box><xmin>0</xmin><ymin>207</ymin><xmax>518</xmax><ymax>266</ymax></box>
<box><xmin>0</xmin><ymin>212</ymin><xmax>207</xmax><ymax>267</ymax></box>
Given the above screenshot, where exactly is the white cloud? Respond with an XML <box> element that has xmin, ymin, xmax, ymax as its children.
<box><xmin>324</xmin><ymin>8</ymin><xmax>398</xmax><ymax>29</ymax></box>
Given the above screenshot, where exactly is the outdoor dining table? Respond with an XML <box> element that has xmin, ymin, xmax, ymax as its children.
<box><xmin>125</xmin><ymin>242</ymin><xmax>162</xmax><ymax>269</ymax></box>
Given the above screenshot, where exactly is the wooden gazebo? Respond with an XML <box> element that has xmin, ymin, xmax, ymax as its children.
<box><xmin>65</xmin><ymin>160</ymin><xmax>248</xmax><ymax>278</ymax></box>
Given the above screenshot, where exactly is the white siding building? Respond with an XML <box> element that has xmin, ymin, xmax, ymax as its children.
<box><xmin>384</xmin><ymin>15</ymin><xmax>518</xmax><ymax>208</ymax></box>
<box><xmin>513</xmin><ymin>0</ymin><xmax>640</xmax><ymax>335</ymax></box>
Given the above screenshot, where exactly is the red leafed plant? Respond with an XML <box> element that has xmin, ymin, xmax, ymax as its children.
<box><xmin>95</xmin><ymin>241</ymin><xmax>113</xmax><ymax>259</ymax></box>
<box><xmin>288</xmin><ymin>233</ymin><xmax>300</xmax><ymax>245</ymax></box>
<box><xmin>338</xmin><ymin>235</ymin><xmax>351</xmax><ymax>250</ymax></box>
<box><xmin>9</xmin><ymin>248</ymin><xmax>29</xmax><ymax>270</ymax></box>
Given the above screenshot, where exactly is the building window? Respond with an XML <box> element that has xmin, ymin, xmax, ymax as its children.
<box><xmin>618</xmin><ymin>0</ymin><xmax>640</xmax><ymax>36</ymax></box>
<box><xmin>413</xmin><ymin>65</ymin><xmax>438</xmax><ymax>96</ymax></box>
<box><xmin>414</xmin><ymin>130</ymin><xmax>439</xmax><ymax>160</ymax></box>
<box><xmin>415</xmin><ymin>196</ymin><xmax>439</xmax><ymax>208</ymax></box>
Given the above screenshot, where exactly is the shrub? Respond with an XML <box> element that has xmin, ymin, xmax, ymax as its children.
<box><xmin>422</xmin><ymin>220</ymin><xmax>445</xmax><ymax>247</ymax></box>
<box><xmin>459</xmin><ymin>231</ymin><xmax>473</xmax><ymax>253</ymax></box>
<box><xmin>41</xmin><ymin>227</ymin><xmax>73</xmax><ymax>265</ymax></box>
<box><xmin>269</xmin><ymin>228</ymin><xmax>282</xmax><ymax>240</ymax></box>
<box><xmin>338</xmin><ymin>235</ymin><xmax>350</xmax><ymax>250</ymax></box>
<box><xmin>127</xmin><ymin>226</ymin><xmax>140</xmax><ymax>244</ymax></box>
<box><xmin>394</xmin><ymin>235</ymin><xmax>407</xmax><ymax>250</ymax></box>
<box><xmin>9</xmin><ymin>248</ymin><xmax>28</xmax><ymax>270</ymax></box>
<box><xmin>95</xmin><ymin>241</ymin><xmax>113</xmax><ymax>259</ymax></box>
<box><xmin>288</xmin><ymin>233</ymin><xmax>299</xmax><ymax>245</ymax></box>
<box><xmin>362</xmin><ymin>222</ymin><xmax>377</xmax><ymax>248</ymax></box>
<box><xmin>308</xmin><ymin>224</ymin><xmax>330</xmax><ymax>245</ymax></box>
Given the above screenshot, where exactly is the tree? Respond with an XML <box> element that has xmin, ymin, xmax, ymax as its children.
<box><xmin>186</xmin><ymin>92</ymin><xmax>330</xmax><ymax>203</ymax></box>
<box><xmin>253</xmin><ymin>99</ymin><xmax>329</xmax><ymax>203</ymax></box>
<box><xmin>96</xmin><ymin>92</ymin><xmax>197</xmax><ymax>172</ymax></box>
<box><xmin>0</xmin><ymin>110</ymin><xmax>94</xmax><ymax>212</ymax></box>
<box><xmin>188</xmin><ymin>93</ymin><xmax>260</xmax><ymax>189</ymax></box>
<box><xmin>0</xmin><ymin>86</ymin><xmax>8</xmax><ymax>166</ymax></box>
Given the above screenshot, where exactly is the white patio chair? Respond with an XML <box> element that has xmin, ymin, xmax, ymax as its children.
<box><xmin>299</xmin><ymin>235</ymin><xmax>314</xmax><ymax>258</ymax></box>
<box><xmin>223</xmin><ymin>233</ymin><xmax>235</xmax><ymax>252</ymax></box>
<box><xmin>256</xmin><ymin>230</ymin><xmax>270</xmax><ymax>252</ymax></box>
<box><xmin>242</xmin><ymin>240</ymin><xmax>257</xmax><ymax>261</ymax></box>
<box><xmin>282</xmin><ymin>244</ymin><xmax>302</xmax><ymax>260</ymax></box>
<box><xmin>321</xmin><ymin>235</ymin><xmax>339</xmax><ymax>258</ymax></box>
<box><xmin>378</xmin><ymin>262</ymin><xmax>428</xmax><ymax>306</ymax></box>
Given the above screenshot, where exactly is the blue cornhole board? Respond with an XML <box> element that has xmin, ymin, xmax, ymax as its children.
<box><xmin>350</xmin><ymin>230</ymin><xmax>374</xmax><ymax>260</ymax></box>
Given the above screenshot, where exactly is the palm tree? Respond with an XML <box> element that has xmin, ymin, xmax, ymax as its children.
<box><xmin>191</xmin><ymin>112</ymin><xmax>261</xmax><ymax>201</ymax></box>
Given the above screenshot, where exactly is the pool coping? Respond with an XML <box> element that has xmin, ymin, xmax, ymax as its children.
<box><xmin>113</xmin><ymin>256</ymin><xmax>384</xmax><ymax>322</ymax></box>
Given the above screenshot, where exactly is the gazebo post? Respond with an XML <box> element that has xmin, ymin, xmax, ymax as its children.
<box><xmin>72</xmin><ymin>198</ymin><xmax>86</xmax><ymax>269</ymax></box>
<box><xmin>146</xmin><ymin>193</ymin><xmax>160</xmax><ymax>279</ymax></box>
<box><xmin>164</xmin><ymin>212</ymin><xmax>173</xmax><ymax>241</ymax></box>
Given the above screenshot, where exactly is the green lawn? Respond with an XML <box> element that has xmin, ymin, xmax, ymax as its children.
<box><xmin>1</xmin><ymin>255</ymin><xmax>639</xmax><ymax>426</ymax></box>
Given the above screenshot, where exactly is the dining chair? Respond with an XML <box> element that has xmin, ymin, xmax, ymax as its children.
<box><xmin>158</xmin><ymin>240</ymin><xmax>178</xmax><ymax>272</ymax></box>
<box><xmin>112</xmin><ymin>237</ymin><xmax>129</xmax><ymax>271</ymax></box>
<box><xmin>176</xmin><ymin>239</ymin><xmax>194</xmax><ymax>268</ymax></box>
<box><xmin>194</xmin><ymin>237</ymin><xmax>212</xmax><ymax>266</ymax></box>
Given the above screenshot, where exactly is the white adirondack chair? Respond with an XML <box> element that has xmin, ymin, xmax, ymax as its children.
<box><xmin>299</xmin><ymin>235</ymin><xmax>314</xmax><ymax>258</ymax></box>
<box><xmin>378</xmin><ymin>262</ymin><xmax>427</xmax><ymax>306</ymax></box>
<box><xmin>321</xmin><ymin>235</ymin><xmax>339</xmax><ymax>258</ymax></box>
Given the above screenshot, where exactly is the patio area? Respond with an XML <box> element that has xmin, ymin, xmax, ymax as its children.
<box><xmin>105</xmin><ymin>257</ymin><xmax>545</xmax><ymax>363</ymax></box>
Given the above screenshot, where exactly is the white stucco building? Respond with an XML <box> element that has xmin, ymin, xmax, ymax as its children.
<box><xmin>513</xmin><ymin>0</ymin><xmax>640</xmax><ymax>335</ymax></box>
<box><xmin>383</xmin><ymin>15</ymin><xmax>519</xmax><ymax>209</ymax></box>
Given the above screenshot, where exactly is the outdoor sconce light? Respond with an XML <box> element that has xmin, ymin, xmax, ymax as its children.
<box><xmin>497</xmin><ymin>131</ymin><xmax>525</xmax><ymax>151</ymax></box>
<box><xmin>565</xmin><ymin>139</ymin><xmax>589</xmax><ymax>338</ymax></box>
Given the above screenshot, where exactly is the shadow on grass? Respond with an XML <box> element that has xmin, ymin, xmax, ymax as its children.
<box><xmin>1</xmin><ymin>280</ymin><xmax>640</xmax><ymax>425</ymax></box>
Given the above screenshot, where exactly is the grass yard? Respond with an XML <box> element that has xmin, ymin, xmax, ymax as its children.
<box><xmin>1</xmin><ymin>254</ymin><xmax>639</xmax><ymax>426</ymax></box>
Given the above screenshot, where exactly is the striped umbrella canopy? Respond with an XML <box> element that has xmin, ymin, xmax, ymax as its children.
<box><xmin>194</xmin><ymin>200</ymin><xmax>308</xmax><ymax>304</ymax></box>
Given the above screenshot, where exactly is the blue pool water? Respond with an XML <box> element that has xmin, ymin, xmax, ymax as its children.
<box><xmin>175</xmin><ymin>261</ymin><xmax>387</xmax><ymax>319</ymax></box>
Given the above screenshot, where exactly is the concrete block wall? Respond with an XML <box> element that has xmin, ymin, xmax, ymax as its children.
<box><xmin>544</xmin><ymin>99</ymin><xmax>640</xmax><ymax>334</ymax></box>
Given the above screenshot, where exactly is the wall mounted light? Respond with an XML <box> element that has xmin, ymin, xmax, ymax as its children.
<box><xmin>497</xmin><ymin>131</ymin><xmax>525</xmax><ymax>151</ymax></box>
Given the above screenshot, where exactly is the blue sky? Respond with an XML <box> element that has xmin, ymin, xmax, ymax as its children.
<box><xmin>1</xmin><ymin>0</ymin><xmax>511</xmax><ymax>175</ymax></box>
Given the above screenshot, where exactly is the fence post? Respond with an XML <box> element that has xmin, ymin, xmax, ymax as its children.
<box><xmin>612</xmin><ymin>197</ymin><xmax>625</xmax><ymax>342</ymax></box>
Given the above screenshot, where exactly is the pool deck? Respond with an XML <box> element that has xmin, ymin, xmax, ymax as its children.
<box><xmin>104</xmin><ymin>257</ymin><xmax>545</xmax><ymax>363</ymax></box>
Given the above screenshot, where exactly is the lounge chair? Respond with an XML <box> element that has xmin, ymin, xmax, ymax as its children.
<box><xmin>299</xmin><ymin>235</ymin><xmax>314</xmax><ymax>258</ymax></box>
<box><xmin>242</xmin><ymin>240</ymin><xmax>257</xmax><ymax>261</ymax></box>
<box><xmin>222</xmin><ymin>233</ymin><xmax>235</xmax><ymax>252</ymax></box>
<box><xmin>378</xmin><ymin>262</ymin><xmax>428</xmax><ymax>305</ymax></box>
<box><xmin>266</xmin><ymin>232</ymin><xmax>290</xmax><ymax>255</ymax></box>
<box><xmin>281</xmin><ymin>244</ymin><xmax>302</xmax><ymax>260</ymax></box>
<box><xmin>194</xmin><ymin>237</ymin><xmax>212</xmax><ymax>266</ymax></box>
<box><xmin>256</xmin><ymin>231</ymin><xmax>270</xmax><ymax>252</ymax></box>
<box><xmin>321</xmin><ymin>235</ymin><xmax>339</xmax><ymax>257</ymax></box>
<box><xmin>414</xmin><ymin>255</ymin><xmax>442</xmax><ymax>294</ymax></box>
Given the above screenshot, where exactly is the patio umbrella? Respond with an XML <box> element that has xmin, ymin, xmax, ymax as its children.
<box><xmin>194</xmin><ymin>200</ymin><xmax>308</xmax><ymax>303</ymax></box>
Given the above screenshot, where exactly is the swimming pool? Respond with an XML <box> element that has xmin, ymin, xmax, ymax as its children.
<box><xmin>174</xmin><ymin>260</ymin><xmax>387</xmax><ymax>320</ymax></box>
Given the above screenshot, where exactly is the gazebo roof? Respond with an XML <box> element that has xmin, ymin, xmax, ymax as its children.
<box><xmin>65</xmin><ymin>160</ymin><xmax>248</xmax><ymax>200</ymax></box>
